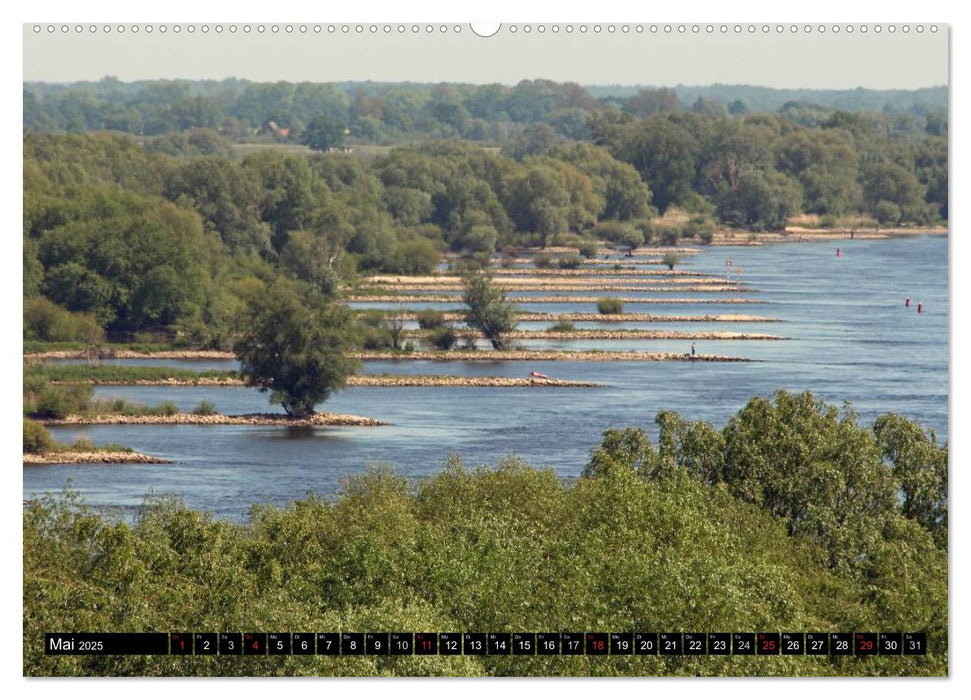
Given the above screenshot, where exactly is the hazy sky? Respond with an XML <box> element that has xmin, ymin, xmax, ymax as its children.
<box><xmin>23</xmin><ymin>22</ymin><xmax>948</xmax><ymax>89</ymax></box>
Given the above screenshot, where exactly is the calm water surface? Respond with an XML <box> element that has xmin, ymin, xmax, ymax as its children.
<box><xmin>25</xmin><ymin>236</ymin><xmax>948</xmax><ymax>519</ymax></box>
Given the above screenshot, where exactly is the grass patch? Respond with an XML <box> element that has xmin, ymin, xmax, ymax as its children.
<box><xmin>23</xmin><ymin>419</ymin><xmax>133</xmax><ymax>454</ymax></box>
<box><xmin>24</xmin><ymin>364</ymin><xmax>239</xmax><ymax>384</ymax></box>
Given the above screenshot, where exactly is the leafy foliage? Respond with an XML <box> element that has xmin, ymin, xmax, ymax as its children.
<box><xmin>234</xmin><ymin>280</ymin><xmax>359</xmax><ymax>417</ymax></box>
<box><xmin>462</xmin><ymin>273</ymin><xmax>518</xmax><ymax>351</ymax></box>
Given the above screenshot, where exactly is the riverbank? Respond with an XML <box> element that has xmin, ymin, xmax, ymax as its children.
<box><xmin>392</xmin><ymin>312</ymin><xmax>783</xmax><ymax>323</ymax></box>
<box><xmin>37</xmin><ymin>412</ymin><xmax>387</xmax><ymax>427</ymax></box>
<box><xmin>24</xmin><ymin>451</ymin><xmax>172</xmax><ymax>465</ymax></box>
<box><xmin>364</xmin><ymin>274</ymin><xmax>736</xmax><ymax>286</ymax></box>
<box><xmin>711</xmin><ymin>226</ymin><xmax>947</xmax><ymax>246</ymax></box>
<box><xmin>346</xmin><ymin>295</ymin><xmax>767</xmax><ymax>304</ymax></box>
<box><xmin>351</xmin><ymin>350</ymin><xmax>751</xmax><ymax>362</ymax></box>
<box><xmin>41</xmin><ymin>374</ymin><xmax>602</xmax><ymax>388</ymax></box>
<box><xmin>362</xmin><ymin>283</ymin><xmax>744</xmax><ymax>293</ymax></box>
<box><xmin>405</xmin><ymin>329</ymin><xmax>783</xmax><ymax>341</ymax></box>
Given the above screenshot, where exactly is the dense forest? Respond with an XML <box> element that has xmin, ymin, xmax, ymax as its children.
<box><xmin>24</xmin><ymin>391</ymin><xmax>947</xmax><ymax>676</ymax></box>
<box><xmin>23</xmin><ymin>79</ymin><xmax>947</xmax><ymax>348</ymax></box>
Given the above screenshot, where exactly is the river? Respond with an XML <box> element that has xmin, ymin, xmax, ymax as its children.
<box><xmin>24</xmin><ymin>235</ymin><xmax>948</xmax><ymax>520</ymax></box>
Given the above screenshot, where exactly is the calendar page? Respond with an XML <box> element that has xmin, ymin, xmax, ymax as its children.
<box><xmin>21</xmin><ymin>17</ymin><xmax>948</xmax><ymax>679</ymax></box>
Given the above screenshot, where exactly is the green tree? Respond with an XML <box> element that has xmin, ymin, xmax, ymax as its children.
<box><xmin>302</xmin><ymin>114</ymin><xmax>346</xmax><ymax>152</ymax></box>
<box><xmin>873</xmin><ymin>413</ymin><xmax>948</xmax><ymax>547</ymax></box>
<box><xmin>721</xmin><ymin>391</ymin><xmax>897</xmax><ymax>570</ymax></box>
<box><xmin>234</xmin><ymin>280</ymin><xmax>359</xmax><ymax>418</ymax></box>
<box><xmin>462</xmin><ymin>273</ymin><xmax>517</xmax><ymax>350</ymax></box>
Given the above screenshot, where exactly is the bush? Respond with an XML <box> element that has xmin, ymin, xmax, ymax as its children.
<box><xmin>662</xmin><ymin>252</ymin><xmax>681</xmax><ymax>270</ymax></box>
<box><xmin>548</xmin><ymin>320</ymin><xmax>575</xmax><ymax>332</ymax></box>
<box><xmin>416</xmin><ymin>309</ymin><xmax>446</xmax><ymax>330</ymax></box>
<box><xmin>597</xmin><ymin>297</ymin><xmax>624</xmax><ymax>315</ymax></box>
<box><xmin>192</xmin><ymin>400</ymin><xmax>217</xmax><ymax>416</ymax></box>
<box><xmin>557</xmin><ymin>254</ymin><xmax>583</xmax><ymax>269</ymax></box>
<box><xmin>873</xmin><ymin>200</ymin><xmax>903</xmax><ymax>226</ymax></box>
<box><xmin>577</xmin><ymin>241</ymin><xmax>598</xmax><ymax>259</ymax></box>
<box><xmin>23</xmin><ymin>297</ymin><xmax>104</xmax><ymax>344</ymax></box>
<box><xmin>631</xmin><ymin>219</ymin><xmax>657</xmax><ymax>246</ymax></box>
<box><xmin>699</xmin><ymin>230</ymin><xmax>715</xmax><ymax>244</ymax></box>
<box><xmin>594</xmin><ymin>221</ymin><xmax>643</xmax><ymax>250</ymax></box>
<box><xmin>429</xmin><ymin>326</ymin><xmax>457</xmax><ymax>350</ymax></box>
<box><xmin>460</xmin><ymin>332</ymin><xmax>479</xmax><ymax>350</ymax></box>
<box><xmin>660</xmin><ymin>228</ymin><xmax>681</xmax><ymax>245</ymax></box>
<box><xmin>356</xmin><ymin>311</ymin><xmax>395</xmax><ymax>350</ymax></box>
<box><xmin>29</xmin><ymin>384</ymin><xmax>94</xmax><ymax>420</ymax></box>
<box><xmin>533</xmin><ymin>252</ymin><xmax>556</xmax><ymax>269</ymax></box>
<box><xmin>23</xmin><ymin>420</ymin><xmax>54</xmax><ymax>453</ymax></box>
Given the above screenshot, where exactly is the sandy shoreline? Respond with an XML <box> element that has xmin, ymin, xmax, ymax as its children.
<box><xmin>364</xmin><ymin>274</ymin><xmax>735</xmax><ymax>285</ymax></box>
<box><xmin>24</xmin><ymin>451</ymin><xmax>172</xmax><ymax>465</ymax></box>
<box><xmin>364</xmin><ymin>284</ymin><xmax>744</xmax><ymax>293</ymax></box>
<box><xmin>352</xmin><ymin>350</ymin><xmax>751</xmax><ymax>362</ymax></box>
<box><xmin>711</xmin><ymin>226</ymin><xmax>947</xmax><ymax>246</ymax></box>
<box><xmin>348</xmin><ymin>295</ymin><xmax>766</xmax><ymax>304</ymax></box>
<box><xmin>49</xmin><ymin>375</ymin><xmax>602</xmax><ymax>388</ymax></box>
<box><xmin>38</xmin><ymin>412</ymin><xmax>387</xmax><ymax>427</ymax></box>
<box><xmin>392</xmin><ymin>312</ymin><xmax>781</xmax><ymax>323</ymax></box>
<box><xmin>440</xmin><ymin>268</ymin><xmax>711</xmax><ymax>277</ymax></box>
<box><xmin>404</xmin><ymin>329</ymin><xmax>782</xmax><ymax>340</ymax></box>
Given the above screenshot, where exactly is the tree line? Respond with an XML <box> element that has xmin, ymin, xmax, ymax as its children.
<box><xmin>25</xmin><ymin>78</ymin><xmax>946</xmax><ymax>144</ymax></box>
<box><xmin>24</xmin><ymin>100</ymin><xmax>946</xmax><ymax>339</ymax></box>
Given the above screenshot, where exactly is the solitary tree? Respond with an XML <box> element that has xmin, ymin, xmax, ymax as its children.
<box><xmin>462</xmin><ymin>273</ymin><xmax>517</xmax><ymax>350</ymax></box>
<box><xmin>234</xmin><ymin>280</ymin><xmax>359</xmax><ymax>418</ymax></box>
<box><xmin>662</xmin><ymin>252</ymin><xmax>680</xmax><ymax>270</ymax></box>
<box><xmin>301</xmin><ymin>114</ymin><xmax>346</xmax><ymax>152</ymax></box>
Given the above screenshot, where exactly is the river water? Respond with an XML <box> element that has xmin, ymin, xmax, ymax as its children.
<box><xmin>24</xmin><ymin>236</ymin><xmax>949</xmax><ymax>520</ymax></box>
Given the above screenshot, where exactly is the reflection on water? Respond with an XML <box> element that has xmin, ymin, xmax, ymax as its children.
<box><xmin>25</xmin><ymin>236</ymin><xmax>948</xmax><ymax>520</ymax></box>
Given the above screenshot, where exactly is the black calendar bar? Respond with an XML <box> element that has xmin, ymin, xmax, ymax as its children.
<box><xmin>43</xmin><ymin>632</ymin><xmax>928</xmax><ymax>656</ymax></box>
<box><xmin>45</xmin><ymin>633</ymin><xmax>169</xmax><ymax>655</ymax></box>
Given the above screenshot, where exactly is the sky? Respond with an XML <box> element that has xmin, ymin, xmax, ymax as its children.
<box><xmin>22</xmin><ymin>22</ymin><xmax>948</xmax><ymax>89</ymax></box>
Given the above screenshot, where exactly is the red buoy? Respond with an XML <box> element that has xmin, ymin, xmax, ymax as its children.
<box><xmin>917</xmin><ymin>303</ymin><xmax>923</xmax><ymax>314</ymax></box>
<box><xmin>836</xmin><ymin>248</ymin><xmax>841</xmax><ymax>257</ymax></box>
<box><xmin>905</xmin><ymin>297</ymin><xmax>911</xmax><ymax>307</ymax></box>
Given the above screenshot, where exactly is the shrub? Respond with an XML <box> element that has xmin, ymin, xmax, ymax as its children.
<box><xmin>533</xmin><ymin>252</ymin><xmax>556</xmax><ymax>269</ymax></box>
<box><xmin>429</xmin><ymin>326</ymin><xmax>457</xmax><ymax>350</ymax></box>
<box><xmin>416</xmin><ymin>309</ymin><xmax>446</xmax><ymax>330</ymax></box>
<box><xmin>597</xmin><ymin>297</ymin><xmax>624</xmax><ymax>315</ymax></box>
<box><xmin>29</xmin><ymin>384</ymin><xmax>93</xmax><ymax>420</ymax></box>
<box><xmin>632</xmin><ymin>219</ymin><xmax>657</xmax><ymax>246</ymax></box>
<box><xmin>548</xmin><ymin>320</ymin><xmax>576</xmax><ymax>332</ymax></box>
<box><xmin>155</xmin><ymin>401</ymin><xmax>180</xmax><ymax>417</ymax></box>
<box><xmin>594</xmin><ymin>221</ymin><xmax>643</xmax><ymax>250</ymax></box>
<box><xmin>660</xmin><ymin>228</ymin><xmax>681</xmax><ymax>245</ymax></box>
<box><xmin>662</xmin><ymin>252</ymin><xmax>681</xmax><ymax>270</ymax></box>
<box><xmin>23</xmin><ymin>420</ymin><xmax>54</xmax><ymax>453</ymax></box>
<box><xmin>874</xmin><ymin>200</ymin><xmax>903</xmax><ymax>226</ymax></box>
<box><xmin>23</xmin><ymin>297</ymin><xmax>104</xmax><ymax>343</ymax></box>
<box><xmin>403</xmin><ymin>341</ymin><xmax>416</xmax><ymax>353</ymax></box>
<box><xmin>460</xmin><ymin>332</ymin><xmax>479</xmax><ymax>350</ymax></box>
<box><xmin>557</xmin><ymin>254</ymin><xmax>583</xmax><ymax>269</ymax></box>
<box><xmin>70</xmin><ymin>437</ymin><xmax>96</xmax><ymax>452</ymax></box>
<box><xmin>356</xmin><ymin>311</ymin><xmax>394</xmax><ymax>350</ymax></box>
<box><xmin>699</xmin><ymin>230</ymin><xmax>715</xmax><ymax>244</ymax></box>
<box><xmin>577</xmin><ymin>241</ymin><xmax>598</xmax><ymax>259</ymax></box>
<box><xmin>192</xmin><ymin>400</ymin><xmax>217</xmax><ymax>416</ymax></box>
